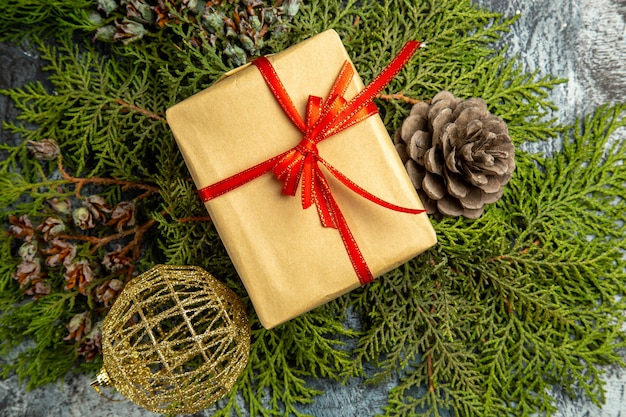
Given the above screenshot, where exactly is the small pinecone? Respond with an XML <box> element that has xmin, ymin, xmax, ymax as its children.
<box><xmin>395</xmin><ymin>91</ymin><xmax>515</xmax><ymax>219</ymax></box>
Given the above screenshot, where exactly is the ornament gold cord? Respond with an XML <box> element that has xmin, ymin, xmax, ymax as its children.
<box><xmin>90</xmin><ymin>367</ymin><xmax>123</xmax><ymax>402</ymax></box>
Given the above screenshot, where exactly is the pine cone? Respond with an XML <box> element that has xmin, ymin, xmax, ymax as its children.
<box><xmin>395</xmin><ymin>91</ymin><xmax>515</xmax><ymax>219</ymax></box>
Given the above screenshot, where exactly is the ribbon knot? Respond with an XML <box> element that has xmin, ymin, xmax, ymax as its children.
<box><xmin>272</xmin><ymin>141</ymin><xmax>316</xmax><ymax>199</ymax></box>
<box><xmin>295</xmin><ymin>137</ymin><xmax>318</xmax><ymax>155</ymax></box>
<box><xmin>198</xmin><ymin>40</ymin><xmax>425</xmax><ymax>285</ymax></box>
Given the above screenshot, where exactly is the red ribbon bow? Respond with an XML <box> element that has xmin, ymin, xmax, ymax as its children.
<box><xmin>198</xmin><ymin>41</ymin><xmax>425</xmax><ymax>285</ymax></box>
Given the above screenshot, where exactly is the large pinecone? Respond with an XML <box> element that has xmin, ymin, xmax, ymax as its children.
<box><xmin>395</xmin><ymin>91</ymin><xmax>515</xmax><ymax>219</ymax></box>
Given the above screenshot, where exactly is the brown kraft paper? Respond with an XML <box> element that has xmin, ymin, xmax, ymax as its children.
<box><xmin>166</xmin><ymin>29</ymin><xmax>437</xmax><ymax>329</ymax></box>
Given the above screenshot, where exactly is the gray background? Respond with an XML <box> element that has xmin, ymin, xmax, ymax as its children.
<box><xmin>1</xmin><ymin>0</ymin><xmax>625</xmax><ymax>415</ymax></box>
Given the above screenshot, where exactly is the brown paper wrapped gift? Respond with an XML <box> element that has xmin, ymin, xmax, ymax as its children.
<box><xmin>166</xmin><ymin>30</ymin><xmax>437</xmax><ymax>329</ymax></box>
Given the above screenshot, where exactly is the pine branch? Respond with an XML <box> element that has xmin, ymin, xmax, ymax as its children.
<box><xmin>376</xmin><ymin>92</ymin><xmax>424</xmax><ymax>104</ymax></box>
<box><xmin>0</xmin><ymin>0</ymin><xmax>95</xmax><ymax>42</ymax></box>
<box><xmin>114</xmin><ymin>98</ymin><xmax>164</xmax><ymax>121</ymax></box>
<box><xmin>57</xmin><ymin>157</ymin><xmax>160</xmax><ymax>197</ymax></box>
<box><xmin>176</xmin><ymin>216</ymin><xmax>212</xmax><ymax>223</ymax></box>
<box><xmin>57</xmin><ymin>217</ymin><xmax>157</xmax><ymax>255</ymax></box>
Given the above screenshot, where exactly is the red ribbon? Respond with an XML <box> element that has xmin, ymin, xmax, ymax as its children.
<box><xmin>198</xmin><ymin>41</ymin><xmax>425</xmax><ymax>285</ymax></box>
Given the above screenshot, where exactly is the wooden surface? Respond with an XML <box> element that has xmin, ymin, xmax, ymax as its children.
<box><xmin>1</xmin><ymin>0</ymin><xmax>625</xmax><ymax>415</ymax></box>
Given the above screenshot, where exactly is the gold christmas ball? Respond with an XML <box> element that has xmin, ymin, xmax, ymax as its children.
<box><xmin>99</xmin><ymin>265</ymin><xmax>250</xmax><ymax>414</ymax></box>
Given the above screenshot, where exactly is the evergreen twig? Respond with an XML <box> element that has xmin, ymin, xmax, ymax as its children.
<box><xmin>376</xmin><ymin>92</ymin><xmax>425</xmax><ymax>104</ymax></box>
<box><xmin>57</xmin><ymin>157</ymin><xmax>161</xmax><ymax>197</ymax></box>
<box><xmin>114</xmin><ymin>98</ymin><xmax>164</xmax><ymax>121</ymax></box>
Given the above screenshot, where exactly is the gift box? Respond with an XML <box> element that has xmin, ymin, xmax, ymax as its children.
<box><xmin>166</xmin><ymin>30</ymin><xmax>437</xmax><ymax>329</ymax></box>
